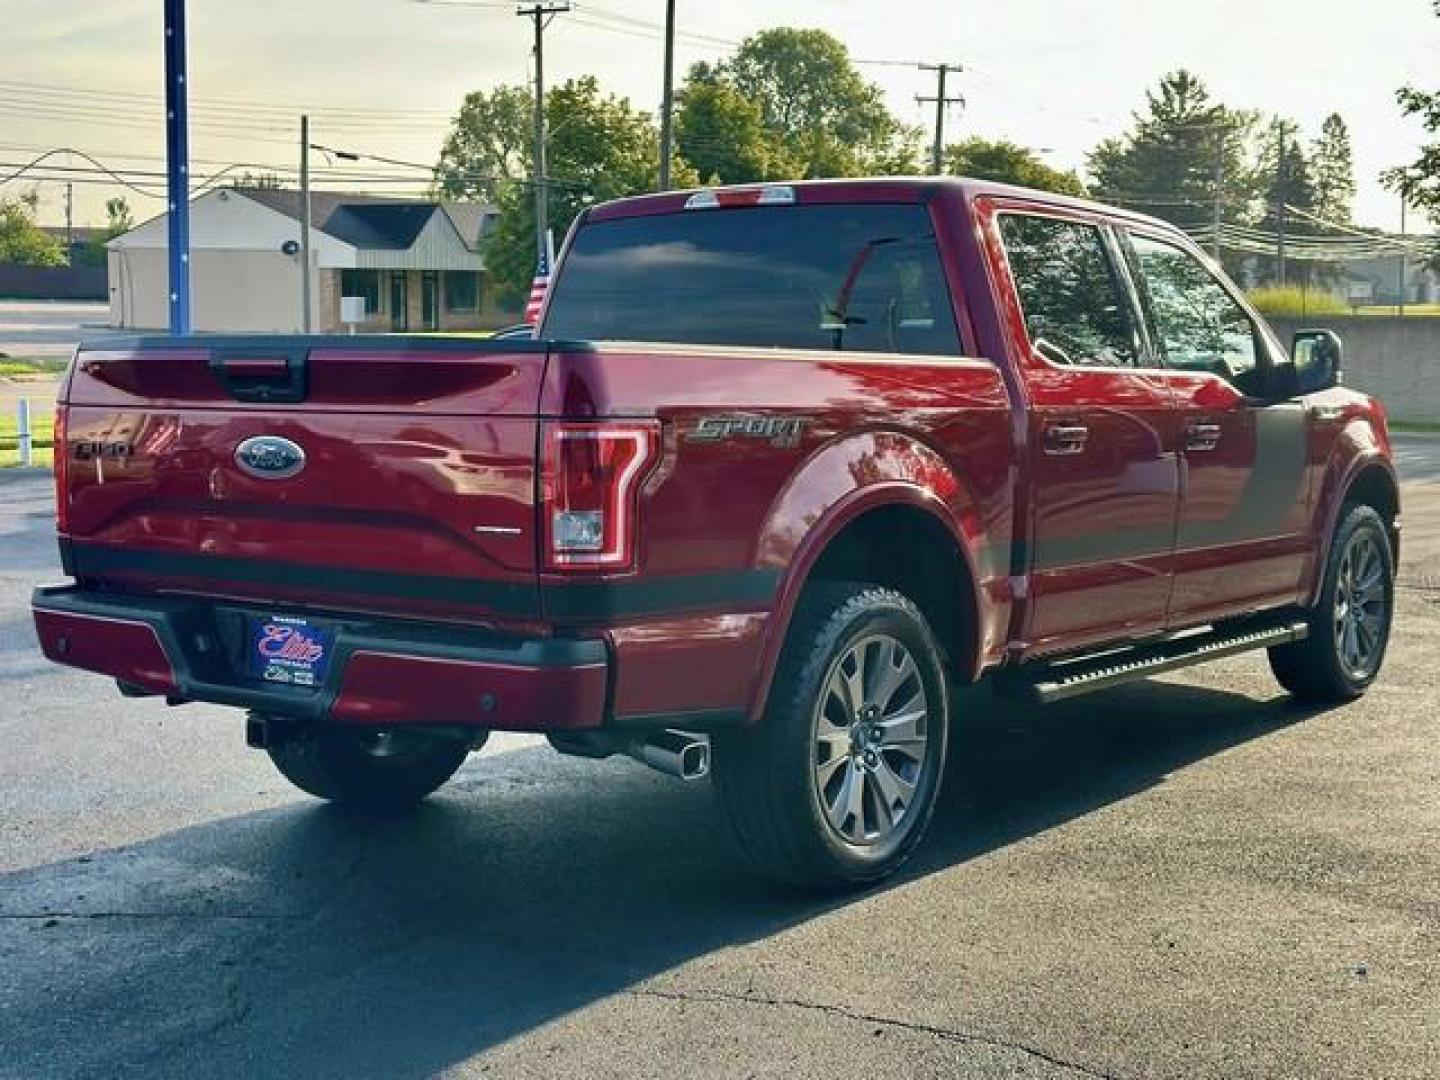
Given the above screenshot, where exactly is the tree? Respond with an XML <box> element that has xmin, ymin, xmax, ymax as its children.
<box><xmin>944</xmin><ymin>137</ymin><xmax>1086</xmax><ymax>196</ymax></box>
<box><xmin>0</xmin><ymin>191</ymin><xmax>64</xmax><ymax>267</ymax></box>
<box><xmin>1087</xmin><ymin>70</ymin><xmax>1261</xmax><ymax>230</ymax></box>
<box><xmin>433</xmin><ymin>84</ymin><xmax>533</xmax><ymax>202</ymax></box>
<box><xmin>1310</xmin><ymin>113</ymin><xmax>1355</xmax><ymax>225</ymax></box>
<box><xmin>675</xmin><ymin>62</ymin><xmax>794</xmax><ymax>184</ymax></box>
<box><xmin>478</xmin><ymin>76</ymin><xmax>697</xmax><ymax>306</ymax></box>
<box><xmin>1381</xmin><ymin>2</ymin><xmax>1440</xmax><ymax>226</ymax></box>
<box><xmin>104</xmin><ymin>197</ymin><xmax>133</xmax><ymax>235</ymax></box>
<box><xmin>721</xmin><ymin>28</ymin><xmax>908</xmax><ymax>177</ymax></box>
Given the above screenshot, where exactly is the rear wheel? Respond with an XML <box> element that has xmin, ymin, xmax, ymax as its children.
<box><xmin>267</xmin><ymin>725</ymin><xmax>471</xmax><ymax>808</ymax></box>
<box><xmin>1269</xmin><ymin>503</ymin><xmax>1394</xmax><ymax>703</ymax></box>
<box><xmin>713</xmin><ymin>583</ymin><xmax>950</xmax><ymax>890</ymax></box>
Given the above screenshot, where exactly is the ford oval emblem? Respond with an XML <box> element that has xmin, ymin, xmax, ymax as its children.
<box><xmin>235</xmin><ymin>435</ymin><xmax>306</xmax><ymax>480</ymax></box>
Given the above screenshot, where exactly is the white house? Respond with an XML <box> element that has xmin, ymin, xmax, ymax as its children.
<box><xmin>107</xmin><ymin>187</ymin><xmax>516</xmax><ymax>333</ymax></box>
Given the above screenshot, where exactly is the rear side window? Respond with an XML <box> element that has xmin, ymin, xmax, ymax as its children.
<box><xmin>998</xmin><ymin>214</ymin><xmax>1139</xmax><ymax>369</ymax></box>
<box><xmin>542</xmin><ymin>204</ymin><xmax>961</xmax><ymax>356</ymax></box>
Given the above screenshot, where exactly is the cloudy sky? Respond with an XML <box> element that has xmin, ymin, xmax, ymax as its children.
<box><xmin>3</xmin><ymin>0</ymin><xmax>1437</xmax><ymax>230</ymax></box>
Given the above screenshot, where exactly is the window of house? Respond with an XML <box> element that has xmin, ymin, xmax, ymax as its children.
<box><xmin>998</xmin><ymin>214</ymin><xmax>1139</xmax><ymax>368</ymax></box>
<box><xmin>445</xmin><ymin>270</ymin><xmax>481</xmax><ymax>313</ymax></box>
<box><xmin>340</xmin><ymin>269</ymin><xmax>380</xmax><ymax>315</ymax></box>
<box><xmin>1127</xmin><ymin>233</ymin><xmax>1264</xmax><ymax>395</ymax></box>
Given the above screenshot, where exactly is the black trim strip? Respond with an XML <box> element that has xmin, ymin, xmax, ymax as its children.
<box><xmin>66</xmin><ymin>543</ymin><xmax>782</xmax><ymax>621</ymax></box>
<box><xmin>541</xmin><ymin>569</ymin><xmax>781</xmax><ymax>620</ymax></box>
<box><xmin>69</xmin><ymin>543</ymin><xmax>541</xmax><ymax>616</ymax></box>
<box><xmin>79</xmin><ymin>334</ymin><xmax>596</xmax><ymax>355</ymax></box>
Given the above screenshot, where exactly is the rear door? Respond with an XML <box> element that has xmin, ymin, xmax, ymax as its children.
<box><xmin>991</xmin><ymin>209</ymin><xmax>1182</xmax><ymax>656</ymax></box>
<box><xmin>61</xmin><ymin>337</ymin><xmax>547</xmax><ymax>623</ymax></box>
<box><xmin>1120</xmin><ymin>231</ymin><xmax>1312</xmax><ymax>626</ymax></box>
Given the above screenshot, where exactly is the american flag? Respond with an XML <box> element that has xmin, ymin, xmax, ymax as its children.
<box><xmin>524</xmin><ymin>243</ymin><xmax>551</xmax><ymax>324</ymax></box>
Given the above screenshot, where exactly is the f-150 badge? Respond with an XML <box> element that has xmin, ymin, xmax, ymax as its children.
<box><xmin>687</xmin><ymin>415</ymin><xmax>811</xmax><ymax>449</ymax></box>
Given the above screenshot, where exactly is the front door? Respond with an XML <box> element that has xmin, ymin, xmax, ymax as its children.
<box><xmin>389</xmin><ymin>272</ymin><xmax>408</xmax><ymax>332</ymax></box>
<box><xmin>421</xmin><ymin>271</ymin><xmax>439</xmax><ymax>331</ymax></box>
<box><xmin>1123</xmin><ymin>231</ymin><xmax>1312</xmax><ymax>626</ymax></box>
<box><xmin>994</xmin><ymin>210</ymin><xmax>1182</xmax><ymax>656</ymax></box>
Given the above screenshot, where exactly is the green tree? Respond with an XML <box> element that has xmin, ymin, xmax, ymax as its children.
<box><xmin>675</xmin><ymin>62</ymin><xmax>794</xmax><ymax>184</ymax></box>
<box><xmin>1382</xmin><ymin>2</ymin><xmax>1440</xmax><ymax>226</ymax></box>
<box><xmin>433</xmin><ymin>84</ymin><xmax>533</xmax><ymax>202</ymax></box>
<box><xmin>104</xmin><ymin>196</ymin><xmax>134</xmax><ymax>235</ymax></box>
<box><xmin>0</xmin><ymin>191</ymin><xmax>64</xmax><ymax>267</ymax></box>
<box><xmin>1310</xmin><ymin>113</ymin><xmax>1355</xmax><ymax>225</ymax></box>
<box><xmin>944</xmin><ymin>137</ymin><xmax>1086</xmax><ymax>196</ymax></box>
<box><xmin>721</xmin><ymin>28</ymin><xmax>908</xmax><ymax>177</ymax></box>
<box><xmin>480</xmin><ymin>76</ymin><xmax>698</xmax><ymax>306</ymax></box>
<box><xmin>1087</xmin><ymin>70</ymin><xmax>1260</xmax><ymax>229</ymax></box>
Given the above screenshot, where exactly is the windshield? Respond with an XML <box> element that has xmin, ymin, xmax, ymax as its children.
<box><xmin>542</xmin><ymin>203</ymin><xmax>961</xmax><ymax>356</ymax></box>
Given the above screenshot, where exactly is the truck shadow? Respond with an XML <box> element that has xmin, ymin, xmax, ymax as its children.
<box><xmin>1</xmin><ymin>678</ymin><xmax>1323</xmax><ymax>1079</ymax></box>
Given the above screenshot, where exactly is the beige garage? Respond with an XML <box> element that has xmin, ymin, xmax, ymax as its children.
<box><xmin>107</xmin><ymin>187</ymin><xmax>518</xmax><ymax>333</ymax></box>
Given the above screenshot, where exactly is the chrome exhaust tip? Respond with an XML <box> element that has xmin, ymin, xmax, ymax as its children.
<box><xmin>629</xmin><ymin>730</ymin><xmax>710</xmax><ymax>782</ymax></box>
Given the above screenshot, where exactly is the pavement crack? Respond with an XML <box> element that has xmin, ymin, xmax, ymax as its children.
<box><xmin>628</xmin><ymin>986</ymin><xmax>1124</xmax><ymax>1080</ymax></box>
<box><xmin>0</xmin><ymin>910</ymin><xmax>304</xmax><ymax>921</ymax></box>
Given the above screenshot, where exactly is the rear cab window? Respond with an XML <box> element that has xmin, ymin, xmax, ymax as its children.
<box><xmin>542</xmin><ymin>203</ymin><xmax>962</xmax><ymax>357</ymax></box>
<box><xmin>996</xmin><ymin>212</ymin><xmax>1142</xmax><ymax>369</ymax></box>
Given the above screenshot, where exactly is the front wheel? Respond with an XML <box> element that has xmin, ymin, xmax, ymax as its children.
<box><xmin>267</xmin><ymin>725</ymin><xmax>471</xmax><ymax>808</ymax></box>
<box><xmin>1269</xmin><ymin>503</ymin><xmax>1395</xmax><ymax>704</ymax></box>
<box><xmin>713</xmin><ymin>583</ymin><xmax>950</xmax><ymax>890</ymax></box>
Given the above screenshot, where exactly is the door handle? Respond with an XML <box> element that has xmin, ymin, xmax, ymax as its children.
<box><xmin>1186</xmin><ymin>422</ymin><xmax>1222</xmax><ymax>452</ymax></box>
<box><xmin>1043</xmin><ymin>424</ymin><xmax>1089</xmax><ymax>456</ymax></box>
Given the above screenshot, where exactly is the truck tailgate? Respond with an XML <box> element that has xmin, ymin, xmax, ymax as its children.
<box><xmin>59</xmin><ymin>338</ymin><xmax>550</xmax><ymax>623</ymax></box>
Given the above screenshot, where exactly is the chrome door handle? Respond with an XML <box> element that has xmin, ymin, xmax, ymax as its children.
<box><xmin>1186</xmin><ymin>422</ymin><xmax>1222</xmax><ymax>451</ymax></box>
<box><xmin>1043</xmin><ymin>424</ymin><xmax>1089</xmax><ymax>456</ymax></box>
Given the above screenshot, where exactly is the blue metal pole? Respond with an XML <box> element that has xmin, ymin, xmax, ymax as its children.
<box><xmin>163</xmin><ymin>0</ymin><xmax>191</xmax><ymax>335</ymax></box>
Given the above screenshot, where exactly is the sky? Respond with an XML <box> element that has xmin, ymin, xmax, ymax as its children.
<box><xmin>2</xmin><ymin>0</ymin><xmax>1437</xmax><ymax>231</ymax></box>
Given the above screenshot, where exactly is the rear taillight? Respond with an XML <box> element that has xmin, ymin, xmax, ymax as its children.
<box><xmin>53</xmin><ymin>404</ymin><xmax>69</xmax><ymax>533</ymax></box>
<box><xmin>541</xmin><ymin>421</ymin><xmax>660</xmax><ymax>571</ymax></box>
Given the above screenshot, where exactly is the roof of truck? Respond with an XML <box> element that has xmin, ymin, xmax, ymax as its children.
<box><xmin>584</xmin><ymin>176</ymin><xmax>1176</xmax><ymax>235</ymax></box>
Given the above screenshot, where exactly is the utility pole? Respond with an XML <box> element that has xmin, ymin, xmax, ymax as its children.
<box><xmin>518</xmin><ymin>2</ymin><xmax>570</xmax><ymax>266</ymax></box>
<box><xmin>657</xmin><ymin>0</ymin><xmax>676</xmax><ymax>190</ymax></box>
<box><xmin>1273</xmin><ymin>120</ymin><xmax>1294</xmax><ymax>288</ymax></box>
<box><xmin>1211</xmin><ymin>134</ymin><xmax>1223</xmax><ymax>263</ymax></box>
<box><xmin>300</xmin><ymin>114</ymin><xmax>313</xmax><ymax>333</ymax></box>
<box><xmin>64</xmin><ymin>181</ymin><xmax>73</xmax><ymax>262</ymax></box>
<box><xmin>1399</xmin><ymin>193</ymin><xmax>1408</xmax><ymax>318</ymax></box>
<box><xmin>917</xmin><ymin>63</ymin><xmax>964</xmax><ymax>175</ymax></box>
<box><xmin>163</xmin><ymin>0</ymin><xmax>191</xmax><ymax>335</ymax></box>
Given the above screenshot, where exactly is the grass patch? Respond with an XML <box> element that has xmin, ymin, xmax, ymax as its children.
<box><xmin>1355</xmin><ymin>303</ymin><xmax>1440</xmax><ymax>317</ymax></box>
<box><xmin>0</xmin><ymin>411</ymin><xmax>55</xmax><ymax>468</ymax></box>
<box><xmin>0</xmin><ymin>356</ymin><xmax>68</xmax><ymax>375</ymax></box>
<box><xmin>1246</xmin><ymin>286</ymin><xmax>1349</xmax><ymax>317</ymax></box>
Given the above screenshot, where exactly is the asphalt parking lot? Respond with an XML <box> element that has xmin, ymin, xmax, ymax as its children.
<box><xmin>1</xmin><ymin>441</ymin><xmax>1437</xmax><ymax>1079</ymax></box>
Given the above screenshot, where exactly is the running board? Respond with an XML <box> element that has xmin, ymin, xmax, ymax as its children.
<box><xmin>1010</xmin><ymin>620</ymin><xmax>1310</xmax><ymax>705</ymax></box>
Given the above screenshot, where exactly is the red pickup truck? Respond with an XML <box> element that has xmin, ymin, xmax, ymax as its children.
<box><xmin>33</xmin><ymin>178</ymin><xmax>1399</xmax><ymax>888</ymax></box>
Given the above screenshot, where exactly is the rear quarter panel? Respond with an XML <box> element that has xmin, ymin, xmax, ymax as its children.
<box><xmin>541</xmin><ymin>344</ymin><xmax>1014</xmax><ymax>722</ymax></box>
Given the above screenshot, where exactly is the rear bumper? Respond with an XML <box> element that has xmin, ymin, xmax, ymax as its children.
<box><xmin>31</xmin><ymin>586</ymin><xmax>608</xmax><ymax>731</ymax></box>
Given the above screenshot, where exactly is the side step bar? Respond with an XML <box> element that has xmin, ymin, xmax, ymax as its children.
<box><xmin>1010</xmin><ymin>620</ymin><xmax>1310</xmax><ymax>705</ymax></box>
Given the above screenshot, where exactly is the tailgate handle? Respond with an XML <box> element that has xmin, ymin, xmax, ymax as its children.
<box><xmin>210</xmin><ymin>348</ymin><xmax>309</xmax><ymax>403</ymax></box>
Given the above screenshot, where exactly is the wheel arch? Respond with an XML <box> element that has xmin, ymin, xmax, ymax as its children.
<box><xmin>1307</xmin><ymin>452</ymin><xmax>1401</xmax><ymax>606</ymax></box>
<box><xmin>747</xmin><ymin>442</ymin><xmax>997</xmax><ymax>723</ymax></box>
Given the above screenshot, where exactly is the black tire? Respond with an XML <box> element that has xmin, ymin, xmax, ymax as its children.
<box><xmin>713</xmin><ymin>583</ymin><xmax>951</xmax><ymax>890</ymax></box>
<box><xmin>267</xmin><ymin>725</ymin><xmax>471</xmax><ymax>808</ymax></box>
<box><xmin>1269</xmin><ymin>503</ymin><xmax>1395</xmax><ymax>704</ymax></box>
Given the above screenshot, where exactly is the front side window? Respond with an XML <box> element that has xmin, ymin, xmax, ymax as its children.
<box><xmin>542</xmin><ymin>204</ymin><xmax>961</xmax><ymax>356</ymax></box>
<box><xmin>998</xmin><ymin>214</ymin><xmax>1139</xmax><ymax>369</ymax></box>
<box><xmin>1128</xmin><ymin>234</ymin><xmax>1263</xmax><ymax>395</ymax></box>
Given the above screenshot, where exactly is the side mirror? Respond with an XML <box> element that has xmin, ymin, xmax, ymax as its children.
<box><xmin>1290</xmin><ymin>329</ymin><xmax>1343</xmax><ymax>394</ymax></box>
